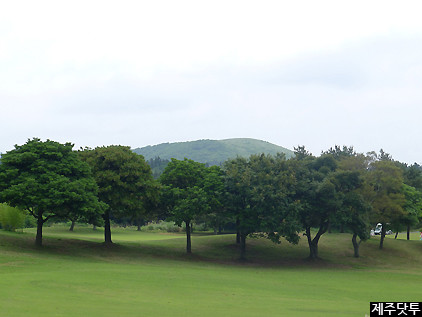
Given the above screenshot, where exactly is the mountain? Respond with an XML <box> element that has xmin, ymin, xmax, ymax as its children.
<box><xmin>133</xmin><ymin>138</ymin><xmax>294</xmax><ymax>166</ymax></box>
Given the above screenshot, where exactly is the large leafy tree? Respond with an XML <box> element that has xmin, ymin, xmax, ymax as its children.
<box><xmin>80</xmin><ymin>146</ymin><xmax>156</xmax><ymax>245</ymax></box>
<box><xmin>200</xmin><ymin>165</ymin><xmax>226</xmax><ymax>234</ymax></box>
<box><xmin>224</xmin><ymin>154</ymin><xmax>300</xmax><ymax>260</ymax></box>
<box><xmin>364</xmin><ymin>160</ymin><xmax>405</xmax><ymax>249</ymax></box>
<box><xmin>248</xmin><ymin>154</ymin><xmax>300</xmax><ymax>245</ymax></box>
<box><xmin>223</xmin><ymin>156</ymin><xmax>250</xmax><ymax>246</ymax></box>
<box><xmin>344</xmin><ymin>191</ymin><xmax>371</xmax><ymax>257</ymax></box>
<box><xmin>337</xmin><ymin>155</ymin><xmax>372</xmax><ymax>258</ymax></box>
<box><xmin>331</xmin><ymin>169</ymin><xmax>370</xmax><ymax>257</ymax></box>
<box><xmin>291</xmin><ymin>150</ymin><xmax>339</xmax><ymax>260</ymax></box>
<box><xmin>395</xmin><ymin>184</ymin><xmax>422</xmax><ymax>240</ymax></box>
<box><xmin>224</xmin><ymin>156</ymin><xmax>261</xmax><ymax>260</ymax></box>
<box><xmin>160</xmin><ymin>158</ymin><xmax>210</xmax><ymax>253</ymax></box>
<box><xmin>0</xmin><ymin>138</ymin><xmax>103</xmax><ymax>246</ymax></box>
<box><xmin>388</xmin><ymin>162</ymin><xmax>422</xmax><ymax>240</ymax></box>
<box><xmin>131</xmin><ymin>179</ymin><xmax>161</xmax><ymax>231</ymax></box>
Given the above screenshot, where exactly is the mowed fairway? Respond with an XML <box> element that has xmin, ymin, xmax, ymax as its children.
<box><xmin>0</xmin><ymin>227</ymin><xmax>421</xmax><ymax>317</ymax></box>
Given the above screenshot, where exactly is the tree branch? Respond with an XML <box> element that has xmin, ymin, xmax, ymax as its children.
<box><xmin>27</xmin><ymin>207</ymin><xmax>36</xmax><ymax>218</ymax></box>
<box><xmin>42</xmin><ymin>214</ymin><xmax>56</xmax><ymax>224</ymax></box>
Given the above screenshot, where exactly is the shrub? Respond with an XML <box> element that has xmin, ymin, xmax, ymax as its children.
<box><xmin>164</xmin><ymin>222</ymin><xmax>182</xmax><ymax>232</ymax></box>
<box><xmin>194</xmin><ymin>222</ymin><xmax>209</xmax><ymax>232</ymax></box>
<box><xmin>0</xmin><ymin>204</ymin><xmax>26</xmax><ymax>231</ymax></box>
<box><xmin>142</xmin><ymin>221</ymin><xmax>182</xmax><ymax>233</ymax></box>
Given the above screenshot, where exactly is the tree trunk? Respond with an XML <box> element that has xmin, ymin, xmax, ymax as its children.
<box><xmin>104</xmin><ymin>210</ymin><xmax>112</xmax><ymax>245</ymax></box>
<box><xmin>306</xmin><ymin>222</ymin><xmax>328</xmax><ymax>260</ymax></box>
<box><xmin>306</xmin><ymin>227</ymin><xmax>318</xmax><ymax>259</ymax></box>
<box><xmin>69</xmin><ymin>220</ymin><xmax>75</xmax><ymax>232</ymax></box>
<box><xmin>352</xmin><ymin>233</ymin><xmax>360</xmax><ymax>258</ymax></box>
<box><xmin>407</xmin><ymin>224</ymin><xmax>410</xmax><ymax>241</ymax></box>
<box><xmin>185</xmin><ymin>220</ymin><xmax>192</xmax><ymax>253</ymax></box>
<box><xmin>379</xmin><ymin>224</ymin><xmax>386</xmax><ymax>250</ymax></box>
<box><xmin>136</xmin><ymin>218</ymin><xmax>144</xmax><ymax>231</ymax></box>
<box><xmin>236</xmin><ymin>218</ymin><xmax>240</xmax><ymax>244</ymax></box>
<box><xmin>305</xmin><ymin>227</ymin><xmax>312</xmax><ymax>257</ymax></box>
<box><xmin>35</xmin><ymin>212</ymin><xmax>44</xmax><ymax>247</ymax></box>
<box><xmin>240</xmin><ymin>233</ymin><xmax>247</xmax><ymax>260</ymax></box>
<box><xmin>93</xmin><ymin>225</ymin><xmax>97</xmax><ymax>230</ymax></box>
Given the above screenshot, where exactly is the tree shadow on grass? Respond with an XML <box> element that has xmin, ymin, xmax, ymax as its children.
<box><xmin>1</xmin><ymin>230</ymin><xmax>421</xmax><ymax>271</ymax></box>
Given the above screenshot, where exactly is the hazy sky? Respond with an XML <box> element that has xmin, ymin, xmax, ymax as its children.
<box><xmin>1</xmin><ymin>1</ymin><xmax>422</xmax><ymax>164</ymax></box>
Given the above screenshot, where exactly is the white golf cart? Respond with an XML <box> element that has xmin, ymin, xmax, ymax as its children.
<box><xmin>373</xmin><ymin>223</ymin><xmax>393</xmax><ymax>235</ymax></box>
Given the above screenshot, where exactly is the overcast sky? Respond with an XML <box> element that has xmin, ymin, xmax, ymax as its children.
<box><xmin>1</xmin><ymin>0</ymin><xmax>422</xmax><ymax>164</ymax></box>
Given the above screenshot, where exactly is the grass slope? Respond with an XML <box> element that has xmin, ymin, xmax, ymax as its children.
<box><xmin>133</xmin><ymin>138</ymin><xmax>294</xmax><ymax>165</ymax></box>
<box><xmin>0</xmin><ymin>227</ymin><xmax>421</xmax><ymax>317</ymax></box>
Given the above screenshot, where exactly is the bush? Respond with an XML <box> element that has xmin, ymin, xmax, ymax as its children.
<box><xmin>142</xmin><ymin>221</ymin><xmax>182</xmax><ymax>233</ymax></box>
<box><xmin>0</xmin><ymin>204</ymin><xmax>26</xmax><ymax>231</ymax></box>
<box><xmin>194</xmin><ymin>222</ymin><xmax>209</xmax><ymax>232</ymax></box>
<box><xmin>164</xmin><ymin>222</ymin><xmax>182</xmax><ymax>232</ymax></box>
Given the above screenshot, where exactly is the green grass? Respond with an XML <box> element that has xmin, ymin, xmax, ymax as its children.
<box><xmin>25</xmin><ymin>225</ymin><xmax>184</xmax><ymax>242</ymax></box>
<box><xmin>386</xmin><ymin>231</ymin><xmax>422</xmax><ymax>241</ymax></box>
<box><xmin>0</xmin><ymin>226</ymin><xmax>421</xmax><ymax>317</ymax></box>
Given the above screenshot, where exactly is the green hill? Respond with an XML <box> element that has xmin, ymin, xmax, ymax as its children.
<box><xmin>133</xmin><ymin>138</ymin><xmax>294</xmax><ymax>166</ymax></box>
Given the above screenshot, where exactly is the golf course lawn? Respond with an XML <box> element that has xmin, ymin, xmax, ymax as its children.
<box><xmin>0</xmin><ymin>226</ymin><xmax>421</xmax><ymax>317</ymax></box>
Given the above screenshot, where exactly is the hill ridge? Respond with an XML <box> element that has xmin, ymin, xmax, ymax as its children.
<box><xmin>132</xmin><ymin>138</ymin><xmax>294</xmax><ymax>166</ymax></box>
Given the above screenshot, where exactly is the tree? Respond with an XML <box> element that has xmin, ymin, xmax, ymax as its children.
<box><xmin>396</xmin><ymin>184</ymin><xmax>422</xmax><ymax>240</ymax></box>
<box><xmin>160</xmin><ymin>158</ymin><xmax>209</xmax><ymax>253</ymax></box>
<box><xmin>131</xmin><ymin>179</ymin><xmax>161</xmax><ymax>231</ymax></box>
<box><xmin>345</xmin><ymin>191</ymin><xmax>371</xmax><ymax>257</ymax></box>
<box><xmin>391</xmin><ymin>162</ymin><xmax>422</xmax><ymax>239</ymax></box>
<box><xmin>224</xmin><ymin>154</ymin><xmax>300</xmax><ymax>260</ymax></box>
<box><xmin>364</xmin><ymin>160</ymin><xmax>405</xmax><ymax>249</ymax></box>
<box><xmin>80</xmin><ymin>146</ymin><xmax>156</xmax><ymax>245</ymax></box>
<box><xmin>292</xmin><ymin>149</ymin><xmax>339</xmax><ymax>260</ymax></box>
<box><xmin>403</xmin><ymin>163</ymin><xmax>422</xmax><ymax>191</ymax></box>
<box><xmin>61</xmin><ymin>182</ymin><xmax>106</xmax><ymax>232</ymax></box>
<box><xmin>223</xmin><ymin>156</ymin><xmax>250</xmax><ymax>247</ymax></box>
<box><xmin>331</xmin><ymin>170</ymin><xmax>370</xmax><ymax>257</ymax></box>
<box><xmin>201</xmin><ymin>165</ymin><xmax>225</xmax><ymax>234</ymax></box>
<box><xmin>248</xmin><ymin>154</ymin><xmax>300</xmax><ymax>244</ymax></box>
<box><xmin>0</xmin><ymin>138</ymin><xmax>103</xmax><ymax>246</ymax></box>
<box><xmin>337</xmin><ymin>155</ymin><xmax>372</xmax><ymax>257</ymax></box>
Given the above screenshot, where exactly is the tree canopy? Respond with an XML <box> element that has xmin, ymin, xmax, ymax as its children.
<box><xmin>160</xmin><ymin>158</ymin><xmax>213</xmax><ymax>253</ymax></box>
<box><xmin>0</xmin><ymin>138</ymin><xmax>103</xmax><ymax>246</ymax></box>
<box><xmin>364</xmin><ymin>160</ymin><xmax>405</xmax><ymax>249</ymax></box>
<box><xmin>224</xmin><ymin>154</ymin><xmax>300</xmax><ymax>259</ymax></box>
<box><xmin>80</xmin><ymin>145</ymin><xmax>157</xmax><ymax>245</ymax></box>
